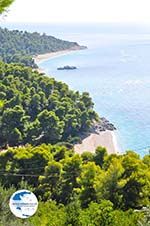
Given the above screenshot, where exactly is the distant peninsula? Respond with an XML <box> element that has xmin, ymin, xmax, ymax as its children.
<box><xmin>0</xmin><ymin>27</ymin><xmax>87</xmax><ymax>68</ymax></box>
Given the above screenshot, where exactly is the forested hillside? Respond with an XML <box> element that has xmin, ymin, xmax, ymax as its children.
<box><xmin>0</xmin><ymin>27</ymin><xmax>82</xmax><ymax>67</ymax></box>
<box><xmin>0</xmin><ymin>61</ymin><xmax>98</xmax><ymax>148</ymax></box>
<box><xmin>0</xmin><ymin>145</ymin><xmax>149</xmax><ymax>225</ymax></box>
<box><xmin>0</xmin><ymin>23</ymin><xmax>149</xmax><ymax>226</ymax></box>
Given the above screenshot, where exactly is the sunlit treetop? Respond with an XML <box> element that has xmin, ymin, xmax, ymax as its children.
<box><xmin>0</xmin><ymin>0</ymin><xmax>14</xmax><ymax>14</ymax></box>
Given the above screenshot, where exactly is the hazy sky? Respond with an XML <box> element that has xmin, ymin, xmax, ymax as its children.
<box><xmin>3</xmin><ymin>0</ymin><xmax>150</xmax><ymax>24</ymax></box>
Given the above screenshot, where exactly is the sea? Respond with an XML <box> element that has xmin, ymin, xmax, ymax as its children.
<box><xmin>1</xmin><ymin>22</ymin><xmax>150</xmax><ymax>156</ymax></box>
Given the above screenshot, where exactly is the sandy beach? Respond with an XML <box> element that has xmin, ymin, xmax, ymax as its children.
<box><xmin>74</xmin><ymin>130</ymin><xmax>121</xmax><ymax>155</ymax></box>
<box><xmin>33</xmin><ymin>48</ymin><xmax>83</xmax><ymax>64</ymax></box>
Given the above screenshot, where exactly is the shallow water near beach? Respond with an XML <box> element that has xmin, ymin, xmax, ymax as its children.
<box><xmin>3</xmin><ymin>23</ymin><xmax>150</xmax><ymax>156</ymax></box>
<box><xmin>40</xmin><ymin>46</ymin><xmax>150</xmax><ymax>156</ymax></box>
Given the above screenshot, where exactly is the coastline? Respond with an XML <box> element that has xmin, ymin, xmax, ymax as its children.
<box><xmin>74</xmin><ymin>130</ymin><xmax>121</xmax><ymax>155</ymax></box>
<box><xmin>34</xmin><ymin>49</ymin><xmax>122</xmax><ymax>156</ymax></box>
<box><xmin>33</xmin><ymin>46</ymin><xmax>86</xmax><ymax>65</ymax></box>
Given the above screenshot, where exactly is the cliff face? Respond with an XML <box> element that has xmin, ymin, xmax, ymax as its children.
<box><xmin>92</xmin><ymin>117</ymin><xmax>117</xmax><ymax>133</ymax></box>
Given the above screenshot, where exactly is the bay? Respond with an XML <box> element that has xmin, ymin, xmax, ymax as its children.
<box><xmin>2</xmin><ymin>22</ymin><xmax>150</xmax><ymax>155</ymax></box>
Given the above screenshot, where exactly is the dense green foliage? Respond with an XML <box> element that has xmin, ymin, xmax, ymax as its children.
<box><xmin>0</xmin><ymin>61</ymin><xmax>98</xmax><ymax>147</ymax></box>
<box><xmin>0</xmin><ymin>145</ymin><xmax>149</xmax><ymax>225</ymax></box>
<box><xmin>0</xmin><ymin>27</ymin><xmax>81</xmax><ymax>67</ymax></box>
<box><xmin>0</xmin><ymin>0</ymin><xmax>14</xmax><ymax>14</ymax></box>
<box><xmin>0</xmin><ymin>21</ymin><xmax>149</xmax><ymax>225</ymax></box>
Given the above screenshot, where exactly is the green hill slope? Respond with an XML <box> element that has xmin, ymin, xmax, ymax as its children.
<box><xmin>0</xmin><ymin>61</ymin><xmax>98</xmax><ymax>147</ymax></box>
<box><xmin>0</xmin><ymin>27</ymin><xmax>84</xmax><ymax>67</ymax></box>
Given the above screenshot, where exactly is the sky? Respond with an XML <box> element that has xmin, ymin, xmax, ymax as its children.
<box><xmin>2</xmin><ymin>0</ymin><xmax>150</xmax><ymax>24</ymax></box>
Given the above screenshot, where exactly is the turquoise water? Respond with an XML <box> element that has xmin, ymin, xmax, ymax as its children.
<box><xmin>2</xmin><ymin>23</ymin><xmax>150</xmax><ymax>155</ymax></box>
<box><xmin>39</xmin><ymin>43</ymin><xmax>150</xmax><ymax>156</ymax></box>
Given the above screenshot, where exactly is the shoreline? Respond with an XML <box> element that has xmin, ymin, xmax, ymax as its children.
<box><xmin>34</xmin><ymin>49</ymin><xmax>122</xmax><ymax>156</ymax></box>
<box><xmin>33</xmin><ymin>47</ymin><xmax>86</xmax><ymax>65</ymax></box>
<box><xmin>74</xmin><ymin>130</ymin><xmax>121</xmax><ymax>155</ymax></box>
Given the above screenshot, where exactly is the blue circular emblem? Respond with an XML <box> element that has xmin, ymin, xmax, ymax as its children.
<box><xmin>9</xmin><ymin>189</ymin><xmax>38</xmax><ymax>219</ymax></box>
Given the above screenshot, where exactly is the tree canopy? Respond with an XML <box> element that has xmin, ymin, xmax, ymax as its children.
<box><xmin>0</xmin><ymin>61</ymin><xmax>98</xmax><ymax>148</ymax></box>
<box><xmin>0</xmin><ymin>0</ymin><xmax>14</xmax><ymax>14</ymax></box>
<box><xmin>0</xmin><ymin>145</ymin><xmax>149</xmax><ymax>225</ymax></box>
